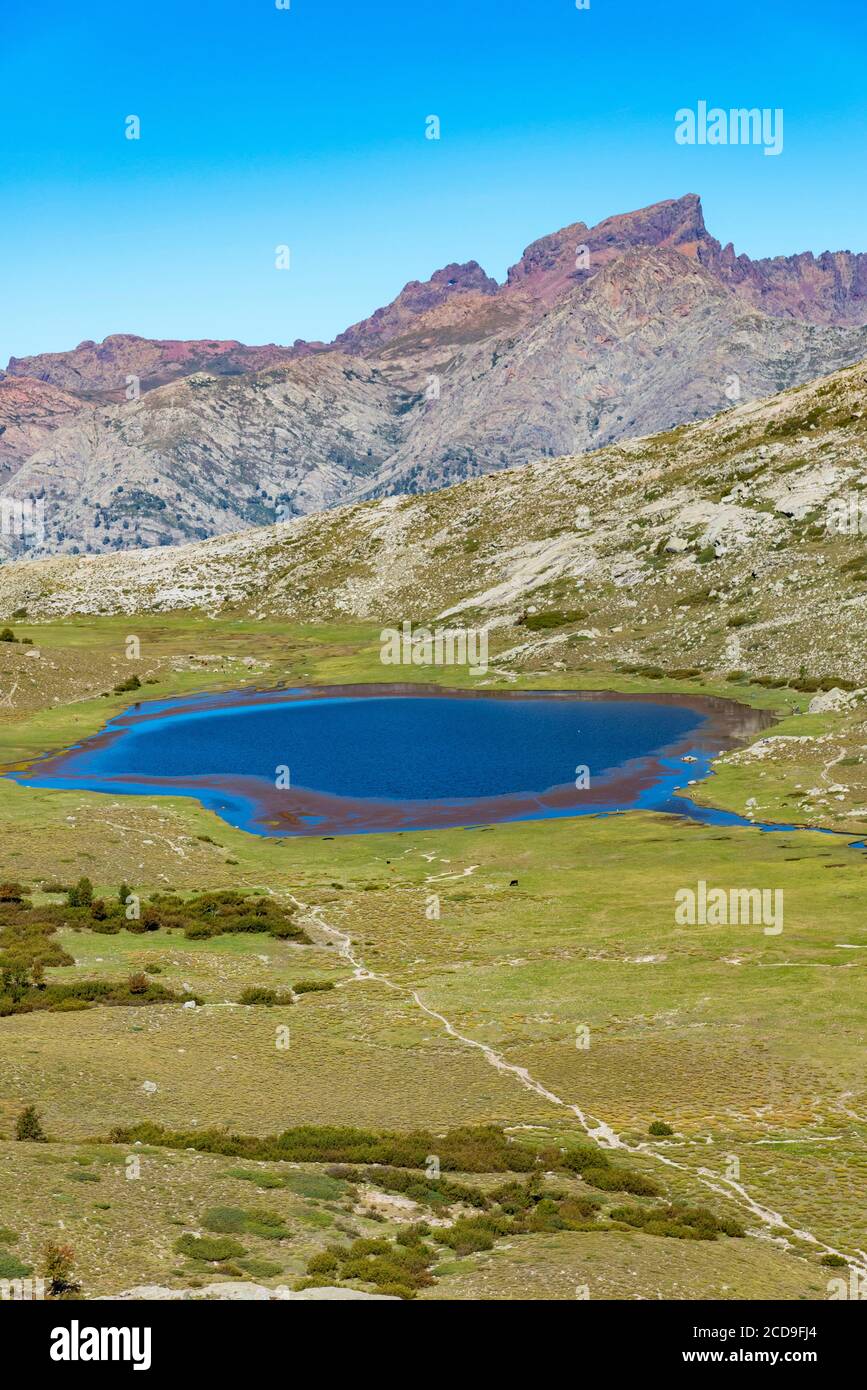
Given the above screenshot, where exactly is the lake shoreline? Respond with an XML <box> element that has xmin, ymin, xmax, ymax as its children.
<box><xmin>7</xmin><ymin>683</ymin><xmax>777</xmax><ymax>839</ymax></box>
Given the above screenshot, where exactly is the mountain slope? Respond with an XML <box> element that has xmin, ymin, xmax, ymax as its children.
<box><xmin>5</xmin><ymin>194</ymin><xmax>867</xmax><ymax>556</ymax></box>
<box><xmin>0</xmin><ymin>376</ymin><xmax>86</xmax><ymax>483</ymax></box>
<box><xmin>363</xmin><ymin>248</ymin><xmax>867</xmax><ymax>496</ymax></box>
<box><xmin>3</xmin><ymin>356</ymin><xmax>411</xmax><ymax>555</ymax></box>
<box><xmin>5</xmin><ymin>354</ymin><xmax>867</xmax><ymax>691</ymax></box>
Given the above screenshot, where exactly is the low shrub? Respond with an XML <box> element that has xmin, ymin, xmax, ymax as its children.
<box><xmin>284</xmin><ymin>1172</ymin><xmax>346</xmax><ymax>1201</ymax></box>
<box><xmin>435</xmin><ymin>1216</ymin><xmax>496</xmax><ymax>1255</ymax></box>
<box><xmin>238</xmin><ymin>987</ymin><xmax>294</xmax><ymax>1007</ymax></box>
<box><xmin>174</xmin><ymin>1234</ymin><xmax>247</xmax><ymax>1262</ymax></box>
<box><xmin>608</xmin><ymin>1202</ymin><xmax>744</xmax><ymax>1240</ymax></box>
<box><xmin>520</xmin><ymin>608</ymin><xmax>589</xmax><ymax>631</ymax></box>
<box><xmin>648</xmin><ymin>1120</ymin><xmax>674</xmax><ymax>1137</ymax></box>
<box><xmin>581</xmin><ymin>1166</ymin><xmax>660</xmax><ymax>1196</ymax></box>
<box><xmin>112</xmin><ymin>675</ymin><xmax>141</xmax><ymax>694</ymax></box>
<box><xmin>202</xmin><ymin>1207</ymin><xmax>289</xmax><ymax>1240</ymax></box>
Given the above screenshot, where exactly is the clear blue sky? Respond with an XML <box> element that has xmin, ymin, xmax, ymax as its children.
<box><xmin>1</xmin><ymin>0</ymin><xmax>865</xmax><ymax>362</ymax></box>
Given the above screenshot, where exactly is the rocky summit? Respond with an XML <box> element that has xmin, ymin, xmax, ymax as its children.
<box><xmin>4</xmin><ymin>194</ymin><xmax>867</xmax><ymax>558</ymax></box>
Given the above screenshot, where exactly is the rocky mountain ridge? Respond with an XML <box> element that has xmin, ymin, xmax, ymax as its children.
<box><xmin>4</xmin><ymin>194</ymin><xmax>867</xmax><ymax>557</ymax></box>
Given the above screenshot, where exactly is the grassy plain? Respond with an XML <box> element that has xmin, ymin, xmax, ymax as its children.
<box><xmin>0</xmin><ymin>615</ymin><xmax>864</xmax><ymax>1299</ymax></box>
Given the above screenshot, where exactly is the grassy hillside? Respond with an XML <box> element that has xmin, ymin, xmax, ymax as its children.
<box><xmin>3</xmin><ymin>355</ymin><xmax>867</xmax><ymax>691</ymax></box>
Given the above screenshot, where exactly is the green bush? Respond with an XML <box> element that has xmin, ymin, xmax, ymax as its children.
<box><xmin>15</xmin><ymin>1105</ymin><xmax>47</xmax><ymax>1141</ymax></box>
<box><xmin>182</xmin><ymin>921</ymin><xmax>215</xmax><ymax>940</ymax></box>
<box><xmin>648</xmin><ymin>1120</ymin><xmax>674</xmax><ymax>1137</ymax></box>
<box><xmin>238</xmin><ymin>987</ymin><xmax>294</xmax><ymax>1006</ymax></box>
<box><xmin>520</xmin><ymin>608</ymin><xmax>589</xmax><ymax>631</ymax></box>
<box><xmin>608</xmin><ymin>1202</ymin><xmax>744</xmax><ymax>1240</ymax></box>
<box><xmin>202</xmin><ymin>1207</ymin><xmax>289</xmax><ymax>1240</ymax></box>
<box><xmin>358</xmin><ymin>1165</ymin><xmax>486</xmax><ymax>1210</ymax></box>
<box><xmin>581</xmin><ymin>1166</ymin><xmax>660</xmax><ymax>1195</ymax></box>
<box><xmin>284</xmin><ymin>1172</ymin><xmax>346</xmax><ymax>1201</ymax></box>
<box><xmin>435</xmin><ymin>1216</ymin><xmax>496</xmax><ymax>1255</ymax></box>
<box><xmin>113</xmin><ymin>675</ymin><xmax>142</xmax><ymax>694</ymax></box>
<box><xmin>174</xmin><ymin>1233</ymin><xmax>247</xmax><ymax>1262</ymax></box>
<box><xmin>201</xmin><ymin>1207</ymin><xmax>247</xmax><ymax>1234</ymax></box>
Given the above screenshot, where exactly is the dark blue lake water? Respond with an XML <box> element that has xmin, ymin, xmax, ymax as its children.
<box><xmin>8</xmin><ymin>687</ymin><xmax>774</xmax><ymax>838</ymax></box>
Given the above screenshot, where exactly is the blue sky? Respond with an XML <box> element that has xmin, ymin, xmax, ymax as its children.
<box><xmin>1</xmin><ymin>0</ymin><xmax>865</xmax><ymax>362</ymax></box>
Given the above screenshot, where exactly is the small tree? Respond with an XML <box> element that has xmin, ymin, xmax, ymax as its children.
<box><xmin>1</xmin><ymin>962</ymin><xmax>30</xmax><ymax>1003</ymax></box>
<box><xmin>0</xmin><ymin>628</ymin><xmax>16</xmax><ymax>643</ymax></box>
<box><xmin>43</xmin><ymin>1241</ymin><xmax>80</xmax><ymax>1296</ymax></box>
<box><xmin>118</xmin><ymin>882</ymin><xmax>132</xmax><ymax>906</ymax></box>
<box><xmin>67</xmin><ymin>877</ymin><xmax>94</xmax><ymax>908</ymax></box>
<box><xmin>15</xmin><ymin>1105</ymin><xmax>47</xmax><ymax>1142</ymax></box>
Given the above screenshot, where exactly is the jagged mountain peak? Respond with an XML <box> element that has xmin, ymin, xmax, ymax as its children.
<box><xmin>5</xmin><ymin>194</ymin><xmax>867</xmax><ymax>559</ymax></box>
<box><xmin>503</xmin><ymin>193</ymin><xmax>712</xmax><ymax>304</ymax></box>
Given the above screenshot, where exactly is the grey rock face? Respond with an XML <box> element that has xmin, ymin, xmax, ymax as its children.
<box><xmin>5</xmin><ymin>194</ymin><xmax>867</xmax><ymax>557</ymax></box>
<box><xmin>3</xmin><ymin>356</ymin><xmax>412</xmax><ymax>556</ymax></box>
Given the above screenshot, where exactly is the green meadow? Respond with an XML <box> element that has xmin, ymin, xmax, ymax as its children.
<box><xmin>0</xmin><ymin>615</ymin><xmax>864</xmax><ymax>1299</ymax></box>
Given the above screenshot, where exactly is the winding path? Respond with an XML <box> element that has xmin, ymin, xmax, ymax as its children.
<box><xmin>287</xmin><ymin>890</ymin><xmax>867</xmax><ymax>1278</ymax></box>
